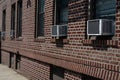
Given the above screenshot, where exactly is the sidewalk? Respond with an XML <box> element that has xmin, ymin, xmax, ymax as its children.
<box><xmin>0</xmin><ymin>64</ymin><xmax>28</xmax><ymax>80</ymax></box>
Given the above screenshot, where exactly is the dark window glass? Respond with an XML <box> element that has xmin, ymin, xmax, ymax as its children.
<box><xmin>11</xmin><ymin>4</ymin><xmax>16</xmax><ymax>38</ymax></box>
<box><xmin>2</xmin><ymin>9</ymin><xmax>6</xmax><ymax>32</ymax></box>
<box><xmin>90</xmin><ymin>0</ymin><xmax>116</xmax><ymax>20</ymax></box>
<box><xmin>95</xmin><ymin>0</ymin><xmax>116</xmax><ymax>20</ymax></box>
<box><xmin>55</xmin><ymin>0</ymin><xmax>68</xmax><ymax>25</ymax></box>
<box><xmin>17</xmin><ymin>0</ymin><xmax>22</xmax><ymax>37</ymax></box>
<box><xmin>11</xmin><ymin>4</ymin><xmax>16</xmax><ymax>31</ymax></box>
<box><xmin>36</xmin><ymin>0</ymin><xmax>45</xmax><ymax>37</ymax></box>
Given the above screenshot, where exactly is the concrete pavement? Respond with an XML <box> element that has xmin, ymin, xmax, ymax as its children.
<box><xmin>0</xmin><ymin>64</ymin><xmax>28</xmax><ymax>80</ymax></box>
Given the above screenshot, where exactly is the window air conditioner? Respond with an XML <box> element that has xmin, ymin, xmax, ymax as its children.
<box><xmin>52</xmin><ymin>25</ymin><xmax>67</xmax><ymax>38</ymax></box>
<box><xmin>87</xmin><ymin>19</ymin><xmax>114</xmax><ymax>36</ymax></box>
<box><xmin>10</xmin><ymin>30</ymin><xmax>15</xmax><ymax>38</ymax></box>
<box><xmin>1</xmin><ymin>31</ymin><xmax>5</xmax><ymax>39</ymax></box>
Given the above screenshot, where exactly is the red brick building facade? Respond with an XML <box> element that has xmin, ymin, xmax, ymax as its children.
<box><xmin>0</xmin><ymin>0</ymin><xmax>120</xmax><ymax>80</ymax></box>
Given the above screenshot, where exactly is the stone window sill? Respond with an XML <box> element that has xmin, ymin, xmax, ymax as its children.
<box><xmin>51</xmin><ymin>38</ymin><xmax>69</xmax><ymax>44</ymax></box>
<box><xmin>34</xmin><ymin>37</ymin><xmax>45</xmax><ymax>42</ymax></box>
<box><xmin>82</xmin><ymin>39</ymin><xmax>118</xmax><ymax>47</ymax></box>
<box><xmin>16</xmin><ymin>37</ymin><xmax>23</xmax><ymax>41</ymax></box>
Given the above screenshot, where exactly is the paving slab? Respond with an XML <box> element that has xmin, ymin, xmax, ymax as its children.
<box><xmin>0</xmin><ymin>64</ymin><xmax>28</xmax><ymax>80</ymax></box>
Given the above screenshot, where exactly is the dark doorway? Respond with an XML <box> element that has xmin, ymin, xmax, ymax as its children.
<box><xmin>0</xmin><ymin>32</ymin><xmax>1</xmax><ymax>63</ymax></box>
<box><xmin>0</xmin><ymin>50</ymin><xmax>1</xmax><ymax>64</ymax></box>
<box><xmin>9</xmin><ymin>53</ymin><xmax>15</xmax><ymax>69</ymax></box>
<box><xmin>15</xmin><ymin>52</ymin><xmax>21</xmax><ymax>70</ymax></box>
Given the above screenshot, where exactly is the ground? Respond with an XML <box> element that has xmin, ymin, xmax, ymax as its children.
<box><xmin>0</xmin><ymin>64</ymin><xmax>28</xmax><ymax>80</ymax></box>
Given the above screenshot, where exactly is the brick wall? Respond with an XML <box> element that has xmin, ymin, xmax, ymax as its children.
<box><xmin>116</xmin><ymin>0</ymin><xmax>120</xmax><ymax>47</ymax></box>
<box><xmin>20</xmin><ymin>56</ymin><xmax>50</xmax><ymax>80</ymax></box>
<box><xmin>65</xmin><ymin>71</ymin><xmax>82</xmax><ymax>80</ymax></box>
<box><xmin>0</xmin><ymin>0</ymin><xmax>120</xmax><ymax>80</ymax></box>
<box><xmin>1</xmin><ymin>51</ymin><xmax>10</xmax><ymax>66</ymax></box>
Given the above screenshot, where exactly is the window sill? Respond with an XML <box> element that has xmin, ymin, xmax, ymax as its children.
<box><xmin>34</xmin><ymin>37</ymin><xmax>45</xmax><ymax>42</ymax></box>
<box><xmin>10</xmin><ymin>38</ymin><xmax>15</xmax><ymax>40</ymax></box>
<box><xmin>82</xmin><ymin>39</ymin><xmax>118</xmax><ymax>47</ymax></box>
<box><xmin>16</xmin><ymin>37</ymin><xmax>23</xmax><ymax>41</ymax></box>
<box><xmin>51</xmin><ymin>38</ymin><xmax>69</xmax><ymax>44</ymax></box>
<box><xmin>10</xmin><ymin>36</ymin><xmax>15</xmax><ymax>40</ymax></box>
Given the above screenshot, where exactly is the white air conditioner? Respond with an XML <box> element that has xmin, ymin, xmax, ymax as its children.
<box><xmin>10</xmin><ymin>30</ymin><xmax>15</xmax><ymax>38</ymax></box>
<box><xmin>87</xmin><ymin>19</ymin><xmax>114</xmax><ymax>36</ymax></box>
<box><xmin>52</xmin><ymin>25</ymin><xmax>67</xmax><ymax>38</ymax></box>
<box><xmin>1</xmin><ymin>31</ymin><xmax>5</xmax><ymax>39</ymax></box>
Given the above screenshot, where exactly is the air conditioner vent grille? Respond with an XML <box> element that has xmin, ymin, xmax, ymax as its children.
<box><xmin>87</xmin><ymin>19</ymin><xmax>114</xmax><ymax>36</ymax></box>
<box><xmin>88</xmin><ymin>20</ymin><xmax>99</xmax><ymax>34</ymax></box>
<box><xmin>52</xmin><ymin>25</ymin><xmax>67</xmax><ymax>38</ymax></box>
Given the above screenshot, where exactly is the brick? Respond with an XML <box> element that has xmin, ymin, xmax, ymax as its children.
<box><xmin>0</xmin><ymin>0</ymin><xmax>120</xmax><ymax>80</ymax></box>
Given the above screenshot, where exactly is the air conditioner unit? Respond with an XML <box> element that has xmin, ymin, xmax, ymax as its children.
<box><xmin>52</xmin><ymin>25</ymin><xmax>67</xmax><ymax>38</ymax></box>
<box><xmin>10</xmin><ymin>30</ymin><xmax>15</xmax><ymax>38</ymax></box>
<box><xmin>1</xmin><ymin>31</ymin><xmax>5</xmax><ymax>39</ymax></box>
<box><xmin>87</xmin><ymin>19</ymin><xmax>114</xmax><ymax>36</ymax></box>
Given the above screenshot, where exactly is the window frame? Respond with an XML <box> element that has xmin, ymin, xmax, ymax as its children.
<box><xmin>16</xmin><ymin>0</ymin><xmax>22</xmax><ymax>38</ymax></box>
<box><xmin>11</xmin><ymin>3</ymin><xmax>16</xmax><ymax>31</ymax></box>
<box><xmin>2</xmin><ymin>9</ymin><xmax>6</xmax><ymax>32</ymax></box>
<box><xmin>50</xmin><ymin>65</ymin><xmax>64</xmax><ymax>80</ymax></box>
<box><xmin>54</xmin><ymin>0</ymin><xmax>68</xmax><ymax>25</ymax></box>
<box><xmin>88</xmin><ymin>0</ymin><xmax>116</xmax><ymax>20</ymax></box>
<box><xmin>11</xmin><ymin>3</ymin><xmax>16</xmax><ymax>38</ymax></box>
<box><xmin>35</xmin><ymin>0</ymin><xmax>45</xmax><ymax>38</ymax></box>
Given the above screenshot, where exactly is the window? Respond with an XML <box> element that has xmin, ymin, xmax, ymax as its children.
<box><xmin>1</xmin><ymin>9</ymin><xmax>6</xmax><ymax>40</ymax></box>
<box><xmin>11</xmin><ymin>3</ymin><xmax>16</xmax><ymax>38</ymax></box>
<box><xmin>90</xmin><ymin>0</ymin><xmax>116</xmax><ymax>20</ymax></box>
<box><xmin>17</xmin><ymin>0</ymin><xmax>22</xmax><ymax>37</ymax></box>
<box><xmin>2</xmin><ymin>9</ymin><xmax>6</xmax><ymax>32</ymax></box>
<box><xmin>36</xmin><ymin>0</ymin><xmax>45</xmax><ymax>37</ymax></box>
<box><xmin>50</xmin><ymin>66</ymin><xmax>64</xmax><ymax>80</ymax></box>
<box><xmin>55</xmin><ymin>0</ymin><xmax>68</xmax><ymax>25</ymax></box>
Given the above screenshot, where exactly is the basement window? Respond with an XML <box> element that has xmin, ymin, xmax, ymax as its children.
<box><xmin>50</xmin><ymin>66</ymin><xmax>64</xmax><ymax>80</ymax></box>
